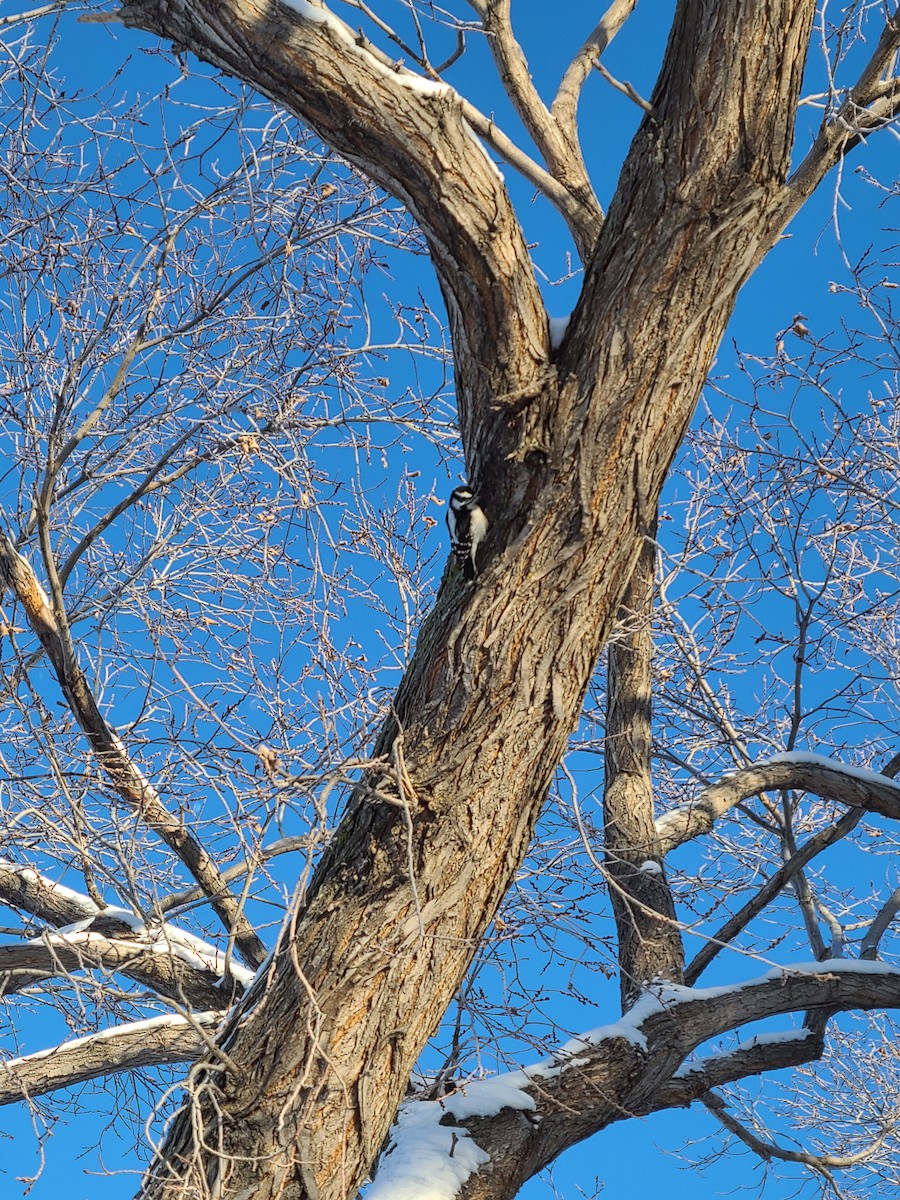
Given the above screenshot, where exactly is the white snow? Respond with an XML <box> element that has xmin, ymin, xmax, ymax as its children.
<box><xmin>107</xmin><ymin>728</ymin><xmax>158</xmax><ymax>792</ymax></box>
<box><xmin>279</xmin><ymin>0</ymin><xmax>328</xmax><ymax>22</ymax></box>
<box><xmin>53</xmin><ymin>918</ymin><xmax>97</xmax><ymax>936</ymax></box>
<box><xmin>28</xmin><ymin>903</ymin><xmax>257</xmax><ymax>987</ymax></box>
<box><xmin>734</xmin><ymin>1027</ymin><xmax>815</xmax><ymax>1053</ymax></box>
<box><xmin>367</xmin><ymin>1017</ymin><xmax>656</xmax><ymax>1196</ymax></box>
<box><xmin>637</xmin><ymin>961</ymin><xmax>900</xmax><ymax>1010</ymax></box>
<box><xmin>279</xmin><ymin>0</ymin><xmax>449</xmax><ymax>97</ymax></box>
<box><xmin>442</xmin><ymin>1077</ymin><xmax>535</xmax><ymax>1121</ymax></box>
<box><xmin>762</xmin><ymin>957</ymin><xmax>900</xmax><ymax>978</ymax></box>
<box><xmin>1</xmin><ymin>1012</ymin><xmax>220</xmax><ymax>1070</ymax></box>
<box><xmin>366</xmin><ymin>1099</ymin><xmax>490</xmax><ymax>1200</ymax></box>
<box><xmin>764</xmin><ymin>751</ymin><xmax>900</xmax><ymax>791</ymax></box>
<box><xmin>554</xmin><ymin>1014</ymin><xmax>650</xmax><ymax>1057</ymax></box>
<box><xmin>548</xmin><ymin>315</ymin><xmax>570</xmax><ymax>349</ymax></box>
<box><xmin>653</xmin><ymin>807</ymin><xmax>687</xmax><ymax>836</ymax></box>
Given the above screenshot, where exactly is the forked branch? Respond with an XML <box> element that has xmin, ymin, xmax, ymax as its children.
<box><xmin>475</xmin><ymin>0</ymin><xmax>603</xmax><ymax>258</ymax></box>
<box><xmin>684</xmin><ymin>807</ymin><xmax>864</xmax><ymax>984</ymax></box>
<box><xmin>119</xmin><ymin>0</ymin><xmax>549</xmax><ymax>463</ymax></box>
<box><xmin>785</xmin><ymin>8</ymin><xmax>900</xmax><ymax>215</ymax></box>
<box><xmin>376</xmin><ymin>966</ymin><xmax>900</xmax><ymax>1200</ymax></box>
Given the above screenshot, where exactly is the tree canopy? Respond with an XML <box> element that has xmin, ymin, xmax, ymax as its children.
<box><xmin>2</xmin><ymin>2</ymin><xmax>900</xmax><ymax>1199</ymax></box>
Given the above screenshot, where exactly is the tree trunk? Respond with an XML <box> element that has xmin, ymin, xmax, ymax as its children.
<box><xmin>114</xmin><ymin>1</ymin><xmax>821</xmax><ymax>1197</ymax></box>
<box><xmin>605</xmin><ymin>520</ymin><xmax>684</xmax><ymax>1008</ymax></box>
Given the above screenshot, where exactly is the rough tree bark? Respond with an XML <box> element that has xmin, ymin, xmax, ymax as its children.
<box><xmin>604</xmin><ymin>519</ymin><xmax>684</xmax><ymax>1008</ymax></box>
<box><xmin>56</xmin><ymin>0</ymin><xmax>896</xmax><ymax>1197</ymax></box>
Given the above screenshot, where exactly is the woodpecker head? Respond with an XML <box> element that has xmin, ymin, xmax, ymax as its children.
<box><xmin>449</xmin><ymin>485</ymin><xmax>475</xmax><ymax>507</ymax></box>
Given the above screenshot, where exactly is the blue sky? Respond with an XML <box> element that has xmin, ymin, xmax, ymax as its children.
<box><xmin>2</xmin><ymin>2</ymin><xmax>899</xmax><ymax>1198</ymax></box>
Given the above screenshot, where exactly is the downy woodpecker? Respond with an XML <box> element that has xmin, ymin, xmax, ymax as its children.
<box><xmin>446</xmin><ymin>485</ymin><xmax>488</xmax><ymax>582</ymax></box>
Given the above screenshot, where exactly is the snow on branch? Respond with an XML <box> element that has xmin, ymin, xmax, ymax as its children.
<box><xmin>0</xmin><ymin>863</ymin><xmax>256</xmax><ymax>1006</ymax></box>
<box><xmin>0</xmin><ymin>860</ymin><xmax>101</xmax><ymax>927</ymax></box>
<box><xmin>0</xmin><ymin>1012</ymin><xmax>220</xmax><ymax>1106</ymax></box>
<box><xmin>655</xmin><ymin>753</ymin><xmax>900</xmax><ymax>854</ymax></box>
<box><xmin>370</xmin><ymin>963</ymin><xmax>900</xmax><ymax>1199</ymax></box>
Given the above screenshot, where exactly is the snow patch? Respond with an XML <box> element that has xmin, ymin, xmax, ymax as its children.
<box><xmin>548</xmin><ymin>315</ymin><xmax>570</xmax><ymax>349</ymax></box>
<box><xmin>1</xmin><ymin>1012</ymin><xmax>221</xmax><ymax>1070</ymax></box>
<box><xmin>764</xmin><ymin>751</ymin><xmax>900</xmax><ymax>791</ymax></box>
<box><xmin>366</xmin><ymin>1100</ymin><xmax>489</xmax><ymax>1200</ymax></box>
<box><xmin>279</xmin><ymin>0</ymin><xmax>449</xmax><ymax>97</ymax></box>
<box><xmin>654</xmin><ymin>805</ymin><xmax>694</xmax><ymax>836</ymax></box>
<box><xmin>763</xmin><ymin>957</ymin><xmax>900</xmax><ymax>978</ymax></box>
<box><xmin>53</xmin><ymin>918</ymin><xmax>96</xmax><ymax>936</ymax></box>
<box><xmin>443</xmin><ymin>1076</ymin><xmax>535</xmax><ymax>1121</ymax></box>
<box><xmin>734</xmin><ymin>1027</ymin><xmax>815</xmax><ymax>1053</ymax></box>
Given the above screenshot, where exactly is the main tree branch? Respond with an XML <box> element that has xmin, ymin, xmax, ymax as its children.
<box><xmin>373</xmin><ymin>964</ymin><xmax>900</xmax><ymax>1200</ymax></box>
<box><xmin>604</xmin><ymin>519</ymin><xmax>684</xmax><ymax>1007</ymax></box>
<box><xmin>118</xmin><ymin>1</ymin><xmax>834</xmax><ymax>1196</ymax></box>
<box><xmin>119</xmin><ymin>0</ymin><xmax>550</xmax><ymax>472</ymax></box>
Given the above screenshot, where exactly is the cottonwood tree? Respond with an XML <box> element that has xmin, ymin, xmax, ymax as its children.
<box><xmin>2</xmin><ymin>2</ymin><xmax>900</xmax><ymax>1199</ymax></box>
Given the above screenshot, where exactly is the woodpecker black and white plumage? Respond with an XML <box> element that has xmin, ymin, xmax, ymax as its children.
<box><xmin>446</xmin><ymin>485</ymin><xmax>488</xmax><ymax>582</ymax></box>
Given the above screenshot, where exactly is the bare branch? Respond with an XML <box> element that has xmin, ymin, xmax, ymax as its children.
<box><xmin>656</xmin><ymin>754</ymin><xmax>900</xmax><ymax>855</ymax></box>
<box><xmin>703</xmin><ymin>1089</ymin><xmax>891</xmax><ymax>1171</ymax></box>
<box><xmin>0</xmin><ymin>1</ymin><xmax>67</xmax><ymax>26</ymax></box>
<box><xmin>475</xmin><ymin>0</ymin><xmax>603</xmax><ymax>258</ymax></box>
<box><xmin>684</xmin><ymin>807</ymin><xmax>864</xmax><ymax>985</ymax></box>
<box><xmin>0</xmin><ymin>1013</ymin><xmax>220</xmax><ymax>1106</ymax></box>
<box><xmin>594</xmin><ymin>60</ymin><xmax>654</xmax><ymax>115</ymax></box>
<box><xmin>862</xmin><ymin>886</ymin><xmax>900</xmax><ymax>961</ymax></box>
<box><xmin>156</xmin><ymin>835</ymin><xmax>314</xmax><ymax>916</ymax></box>
<box><xmin>648</xmin><ymin>1029</ymin><xmax>823</xmax><ymax>1110</ymax></box>
<box><xmin>552</xmin><ymin>0</ymin><xmax>638</xmax><ymax>136</ymax></box>
<box><xmin>456</xmin><ymin>99</ymin><xmax>587</xmax><ymax>226</ymax></box>
<box><xmin>0</xmin><ymin>536</ymin><xmax>267</xmax><ymax>968</ymax></box>
<box><xmin>784</xmin><ymin>9</ymin><xmax>900</xmax><ymax>217</ymax></box>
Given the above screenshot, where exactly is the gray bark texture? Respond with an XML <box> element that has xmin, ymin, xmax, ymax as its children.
<box><xmin>73</xmin><ymin>0</ymin><xmax>900</xmax><ymax>1197</ymax></box>
<box><xmin>604</xmin><ymin>519</ymin><xmax>684</xmax><ymax>1008</ymax></box>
